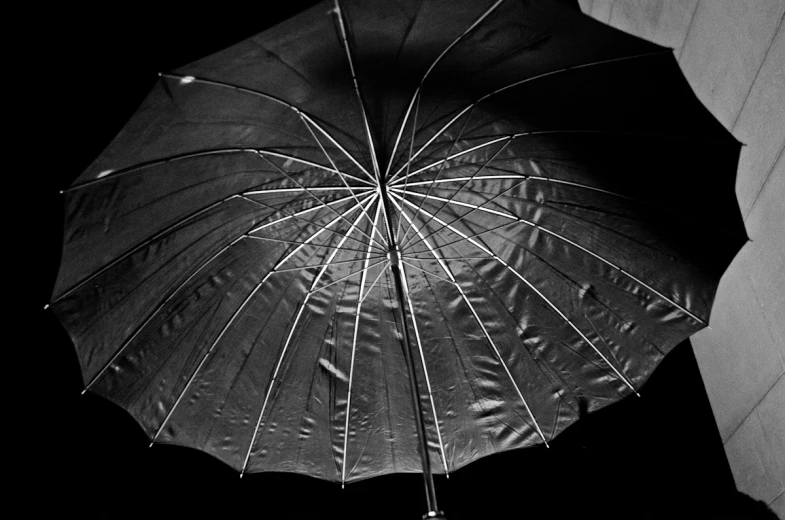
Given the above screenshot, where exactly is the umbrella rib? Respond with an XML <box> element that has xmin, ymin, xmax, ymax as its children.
<box><xmin>241</xmin><ymin>196</ymin><xmax>379</xmax><ymax>476</ymax></box>
<box><xmin>151</xmin><ymin>270</ymin><xmax>275</xmax><ymax>446</ymax></box>
<box><xmin>252</xmin><ymin>192</ymin><xmax>366</xmax><ymax>233</ymax></box>
<box><xmin>273</xmin><ymin>256</ymin><xmax>385</xmax><ymax>273</ymax></box>
<box><xmin>399</xmin><ymin>259</ymin><xmax>454</xmax><ymax>285</ymax></box>
<box><xmin>389</xmin><ymin>195</ymin><xmax>549</xmax><ymax>446</ymax></box>
<box><xmin>297</xmin><ymin>113</ymin><xmax>388</xmax><ymax>248</ymax></box>
<box><xmin>68</xmin><ymin>146</ymin><xmax>372</xmax><ymax>192</ymax></box>
<box><xmin>391</xmin><ymin>127</ymin><xmax>702</xmax><ymax>187</ymax></box>
<box><xmin>392</xmin><ymin>173</ymin><xmax>644</xmax><ymax>206</ymax></box>
<box><xmin>81</xmin><ymin>233</ymin><xmax>249</xmax><ymax>394</ymax></box>
<box><xmin>270</xmin><ymin>196</ymin><xmax>379</xmax><ymax>267</ymax></box>
<box><xmin>152</xmin><ymin>198</ymin><xmax>374</xmax><ymax>446</ymax></box>
<box><xmin>384</xmin><ymin>0</ymin><xmax>506</xmax><ymax>178</ymax></box>
<box><xmin>160</xmin><ymin>72</ymin><xmax>376</xmax><ymax>183</ymax></box>
<box><xmin>244</xmin><ymin>186</ymin><xmax>373</xmax><ymax>195</ymax></box>
<box><xmin>81</xmin><ymin>197</ymin><xmax>370</xmax><ymax>393</ymax></box>
<box><xmin>255</xmin><ymin>153</ymin><xmax>387</xmax><ymax>251</ymax></box>
<box><xmin>405</xmin><ymin>220</ymin><xmax>520</xmax><ymax>255</ymax></box>
<box><xmin>54</xmin><ymin>193</ymin><xmax>241</xmax><ymax>301</ymax></box>
<box><xmin>358</xmin><ymin>261</ymin><xmax>391</xmax><ymax>305</ymax></box>
<box><xmin>333</xmin><ymin>0</ymin><xmax>381</xmax><ymax>180</ymax></box>
<box><xmin>309</xmin><ymin>258</ymin><xmax>388</xmax><ymax>297</ymax></box>
<box><xmin>61</xmin><ymin>186</ymin><xmax>362</xmax><ymax>304</ymax></box>
<box><xmin>397</xmin><ymin>137</ymin><xmax>514</xmax><ymax>249</ymax></box>
<box><xmin>240</xmin><ymin>194</ymin><xmax>376</xmax><ymax>252</ymax></box>
<box><xmin>396</xmin><ymin>104</ymin><xmax>484</xmax><ymax>248</ymax></box>
<box><xmin>399</xmin><ymin>262</ymin><xmax>450</xmax><ymax>475</ymax></box>
<box><xmin>387</xmin><ymin>50</ymin><xmax>672</xmax><ymax>183</ymax></box>
<box><xmin>247</xmin><ymin>189</ymin><xmax>379</xmax><ymax>250</ymax></box>
<box><xmin>387</xmin><ymin>105</ymin><xmax>480</xmax><ymax>184</ymax></box>
<box><xmin>394</xmin><ymin>84</ymin><xmax>424</xmax><ymax>243</ymax></box>
<box><xmin>246</xmin><ymin>235</ymin><xmax>382</xmax><ymax>256</ymax></box>
<box><xmin>57</xmin><ymin>173</ymin><xmax>370</xmax><ymax>301</ymax></box>
<box><xmin>342</xmin><ymin>201</ymin><xmax>384</xmax><ymax>485</ymax></box>
<box><xmin>395</xmin><ymin>176</ymin><xmax>526</xmax><ymax>251</ymax></box>
<box><xmin>474</xmin><ymin>49</ymin><xmax>673</xmax><ymax>103</ymax></box>
<box><xmin>398</xmin><ymin>189</ymin><xmax>705</xmax><ymax>324</ymax></box>
<box><xmin>255</xmin><ymin>149</ymin><xmax>374</xmax><ymax>186</ymax></box>
<box><xmin>390</xmin><ymin>131</ymin><xmax>558</xmax><ymax>185</ymax></box>
<box><xmin>394</xmin><ymin>194</ymin><xmax>640</xmax><ymax>394</ymax></box>
<box><xmin>241</xmin><ymin>298</ymin><xmax>309</xmax><ymax>476</ymax></box>
<box><xmin>405</xmin><ymin>254</ymin><xmax>491</xmax><ymax>261</ymax></box>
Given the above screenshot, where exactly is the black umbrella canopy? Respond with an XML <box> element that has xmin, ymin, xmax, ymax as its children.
<box><xmin>46</xmin><ymin>0</ymin><xmax>744</xmax><ymax>515</ymax></box>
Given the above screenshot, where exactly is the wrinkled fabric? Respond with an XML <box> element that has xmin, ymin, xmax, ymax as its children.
<box><xmin>51</xmin><ymin>0</ymin><xmax>744</xmax><ymax>482</ymax></box>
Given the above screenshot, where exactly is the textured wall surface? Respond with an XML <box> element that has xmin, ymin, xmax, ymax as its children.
<box><xmin>579</xmin><ymin>0</ymin><xmax>784</xmax><ymax>514</ymax></box>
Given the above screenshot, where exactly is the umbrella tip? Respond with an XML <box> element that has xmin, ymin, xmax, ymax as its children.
<box><xmin>43</xmin><ymin>303</ymin><xmax>49</xmax><ymax>310</ymax></box>
<box><xmin>149</xmin><ymin>441</ymin><xmax>154</xmax><ymax>448</ymax></box>
<box><xmin>58</xmin><ymin>190</ymin><xmax>64</xmax><ymax>195</ymax></box>
<box><xmin>635</xmin><ymin>392</ymin><xmax>641</xmax><ymax>398</ymax></box>
<box><xmin>80</xmin><ymin>388</ymin><xmax>87</xmax><ymax>396</ymax></box>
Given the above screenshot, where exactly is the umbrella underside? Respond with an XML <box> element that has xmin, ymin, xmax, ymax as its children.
<box><xmin>51</xmin><ymin>0</ymin><xmax>743</xmax><ymax>483</ymax></box>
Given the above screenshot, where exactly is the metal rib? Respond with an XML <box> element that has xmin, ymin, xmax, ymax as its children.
<box><xmin>273</xmin><ymin>256</ymin><xmax>385</xmax><ymax>273</ymax></box>
<box><xmin>396</xmin><ymin>102</ymin><xmax>483</xmax><ymax>247</ymax></box>
<box><xmin>256</xmin><ymin>153</ymin><xmax>387</xmax><ymax>251</ymax></box>
<box><xmin>239</xmin><ymin>194</ymin><xmax>378</xmax><ymax>253</ymax></box>
<box><xmin>390</xmin><ymin>196</ymin><xmax>549</xmax><ymax>446</ymax></box>
<box><xmin>390</xmin><ymin>173</ymin><xmax>645</xmax><ymax>205</ymax></box>
<box><xmin>310</xmin><ymin>258</ymin><xmax>388</xmax><ymax>297</ymax></box>
<box><xmin>384</xmin><ymin>0</ymin><xmax>506</xmax><ymax>178</ymax></box>
<box><xmin>342</xmin><ymin>201</ymin><xmax>384</xmax><ymax>484</ymax></box>
<box><xmin>82</xmin><ymin>233</ymin><xmax>248</xmax><ymax>394</ymax></box>
<box><xmin>251</xmin><ymin>192</ymin><xmax>368</xmax><ymax>233</ymax></box>
<box><xmin>395</xmin><ymin>177</ymin><xmax>525</xmax><ymax>252</ymax></box>
<box><xmin>399</xmin><ymin>262</ymin><xmax>450</xmax><ymax>474</ymax></box>
<box><xmin>255</xmin><ymin>149</ymin><xmax>374</xmax><ymax>186</ymax></box>
<box><xmin>297</xmin><ymin>111</ymin><xmax>387</xmax><ymax>248</ymax></box>
<box><xmin>83</xmin><ymin>197</ymin><xmax>370</xmax><ymax>393</ymax></box>
<box><xmin>152</xmin><ymin>198</ymin><xmax>374</xmax><ymax>446</ymax></box>
<box><xmin>358</xmin><ymin>261</ymin><xmax>391</xmax><ymax>305</ymax></box>
<box><xmin>387</xmin><ymin>106</ymin><xmax>484</xmax><ymax>184</ymax></box>
<box><xmin>400</xmin><ymin>259</ymin><xmax>454</xmax><ymax>285</ymax></box>
<box><xmin>54</xmin><ymin>193</ymin><xmax>241</xmax><ymax>302</ymax></box>
<box><xmin>152</xmin><ymin>270</ymin><xmax>275</xmax><ymax>446</ymax></box>
<box><xmin>396</xmin><ymin>189</ymin><xmax>705</xmax><ymax>324</ymax></box>
<box><xmin>244</xmin><ymin>186</ymin><xmax>373</xmax><ymax>195</ymax></box>
<box><xmin>393</xmin><ymin>194</ymin><xmax>639</xmax><ymax>395</ymax></box>
<box><xmin>397</xmin><ymin>135</ymin><xmax>513</xmax><ymax>249</ymax></box>
<box><xmin>246</xmin><ymin>236</ymin><xmax>384</xmax><ymax>256</ymax></box>
<box><xmin>69</xmin><ymin>145</ymin><xmax>372</xmax><ymax>192</ymax></box>
<box><xmin>388</xmin><ymin>49</ymin><xmax>672</xmax><ymax>184</ymax></box>
<box><xmin>160</xmin><ymin>72</ymin><xmax>376</xmax><ymax>182</ymax></box>
<box><xmin>240</xmin><ymin>195</ymin><xmax>377</xmax><ymax>476</ymax></box>
<box><xmin>241</xmin><ymin>299</ymin><xmax>309</xmax><ymax>476</ymax></box>
<box><xmin>334</xmin><ymin>0</ymin><xmax>382</xmax><ymax>180</ymax></box>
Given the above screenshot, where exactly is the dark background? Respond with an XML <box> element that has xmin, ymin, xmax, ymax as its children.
<box><xmin>35</xmin><ymin>3</ymin><xmax>747</xmax><ymax>518</ymax></box>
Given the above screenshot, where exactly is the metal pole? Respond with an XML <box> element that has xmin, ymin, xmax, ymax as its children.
<box><xmin>378</xmin><ymin>181</ymin><xmax>445</xmax><ymax>519</ymax></box>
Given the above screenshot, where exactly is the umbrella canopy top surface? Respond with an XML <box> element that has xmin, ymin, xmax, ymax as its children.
<box><xmin>51</xmin><ymin>0</ymin><xmax>744</xmax><ymax>483</ymax></box>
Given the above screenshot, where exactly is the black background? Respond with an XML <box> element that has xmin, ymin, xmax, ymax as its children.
<box><xmin>35</xmin><ymin>3</ymin><xmax>746</xmax><ymax>518</ymax></box>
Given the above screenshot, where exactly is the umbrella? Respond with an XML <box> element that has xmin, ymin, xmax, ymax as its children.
<box><xmin>48</xmin><ymin>0</ymin><xmax>745</xmax><ymax>517</ymax></box>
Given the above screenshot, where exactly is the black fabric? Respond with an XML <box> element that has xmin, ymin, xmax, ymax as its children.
<box><xmin>50</xmin><ymin>0</ymin><xmax>744</xmax><ymax>485</ymax></box>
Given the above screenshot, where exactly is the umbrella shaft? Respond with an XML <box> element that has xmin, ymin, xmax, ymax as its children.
<box><xmin>378</xmin><ymin>181</ymin><xmax>440</xmax><ymax>513</ymax></box>
<box><xmin>390</xmin><ymin>261</ymin><xmax>440</xmax><ymax>513</ymax></box>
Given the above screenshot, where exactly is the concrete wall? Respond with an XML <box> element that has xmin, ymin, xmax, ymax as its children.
<box><xmin>578</xmin><ymin>0</ymin><xmax>784</xmax><ymax>514</ymax></box>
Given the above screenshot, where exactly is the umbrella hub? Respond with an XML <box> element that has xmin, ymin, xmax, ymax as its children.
<box><xmin>387</xmin><ymin>247</ymin><xmax>401</xmax><ymax>267</ymax></box>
